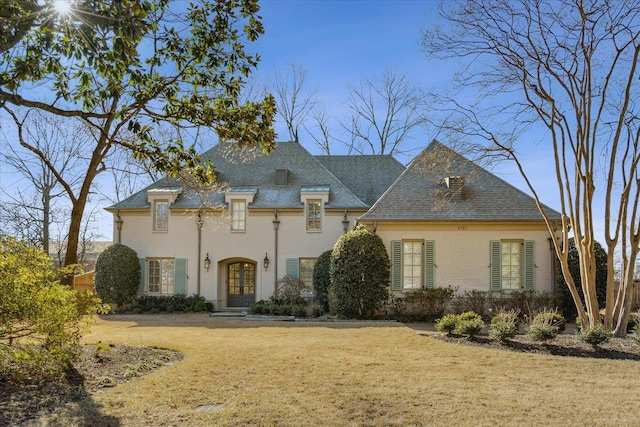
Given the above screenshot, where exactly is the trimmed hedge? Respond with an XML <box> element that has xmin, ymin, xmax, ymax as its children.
<box><xmin>329</xmin><ymin>228</ymin><xmax>390</xmax><ymax>318</ymax></box>
<box><xmin>94</xmin><ymin>244</ymin><xmax>140</xmax><ymax>306</ymax></box>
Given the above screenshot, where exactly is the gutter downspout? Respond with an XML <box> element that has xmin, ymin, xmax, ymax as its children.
<box><xmin>196</xmin><ymin>212</ymin><xmax>204</xmax><ymax>297</ymax></box>
<box><xmin>273</xmin><ymin>209</ymin><xmax>280</xmax><ymax>286</ymax></box>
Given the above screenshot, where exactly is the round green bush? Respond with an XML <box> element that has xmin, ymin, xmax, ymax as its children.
<box><xmin>489</xmin><ymin>310</ymin><xmax>520</xmax><ymax>342</ymax></box>
<box><xmin>527</xmin><ymin>311</ymin><xmax>565</xmax><ymax>342</ymax></box>
<box><xmin>329</xmin><ymin>228</ymin><xmax>390</xmax><ymax>318</ymax></box>
<box><xmin>455</xmin><ymin>311</ymin><xmax>485</xmax><ymax>337</ymax></box>
<box><xmin>94</xmin><ymin>244</ymin><xmax>140</xmax><ymax>306</ymax></box>
<box><xmin>312</xmin><ymin>250</ymin><xmax>332</xmax><ymax>312</ymax></box>
<box><xmin>435</xmin><ymin>313</ymin><xmax>458</xmax><ymax>335</ymax></box>
<box><xmin>577</xmin><ymin>323</ymin><xmax>611</xmax><ymax>348</ymax></box>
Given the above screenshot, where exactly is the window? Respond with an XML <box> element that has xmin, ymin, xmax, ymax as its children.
<box><xmin>402</xmin><ymin>241</ymin><xmax>423</xmax><ymax>290</ymax></box>
<box><xmin>490</xmin><ymin>240</ymin><xmax>535</xmax><ymax>291</ymax></box>
<box><xmin>501</xmin><ymin>241</ymin><xmax>521</xmax><ymax>290</ymax></box>
<box><xmin>154</xmin><ymin>201</ymin><xmax>168</xmax><ymax>231</ymax></box>
<box><xmin>306</xmin><ymin>200</ymin><xmax>321</xmax><ymax>231</ymax></box>
<box><xmin>298</xmin><ymin>258</ymin><xmax>317</xmax><ymax>294</ymax></box>
<box><xmin>148</xmin><ymin>259</ymin><xmax>174</xmax><ymax>294</ymax></box>
<box><xmin>231</xmin><ymin>200</ymin><xmax>246</xmax><ymax>231</ymax></box>
<box><xmin>390</xmin><ymin>240</ymin><xmax>435</xmax><ymax>291</ymax></box>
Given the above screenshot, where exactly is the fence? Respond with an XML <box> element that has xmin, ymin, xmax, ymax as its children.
<box><xmin>72</xmin><ymin>271</ymin><xmax>95</xmax><ymax>292</ymax></box>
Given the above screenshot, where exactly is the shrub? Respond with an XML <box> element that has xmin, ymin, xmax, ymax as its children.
<box><xmin>274</xmin><ymin>275</ymin><xmax>307</xmax><ymax>305</ymax></box>
<box><xmin>528</xmin><ymin>310</ymin><xmax>565</xmax><ymax>342</ymax></box>
<box><xmin>556</xmin><ymin>238</ymin><xmax>607</xmax><ymax>319</ymax></box>
<box><xmin>452</xmin><ymin>290</ymin><xmax>494</xmax><ymax>318</ymax></box>
<box><xmin>489</xmin><ymin>309</ymin><xmax>520</xmax><ymax>342</ymax></box>
<box><xmin>630</xmin><ymin>324</ymin><xmax>640</xmax><ymax>345</ymax></box>
<box><xmin>131</xmin><ymin>294</ymin><xmax>213</xmax><ymax>313</ymax></box>
<box><xmin>94</xmin><ymin>243</ymin><xmax>140</xmax><ymax>306</ymax></box>
<box><xmin>312</xmin><ymin>250</ymin><xmax>332</xmax><ymax>312</ymax></box>
<box><xmin>329</xmin><ymin>228</ymin><xmax>390</xmax><ymax>318</ymax></box>
<box><xmin>405</xmin><ymin>287</ymin><xmax>457</xmax><ymax>321</ymax></box>
<box><xmin>454</xmin><ymin>311</ymin><xmax>485</xmax><ymax>337</ymax></box>
<box><xmin>577</xmin><ymin>323</ymin><xmax>611</xmax><ymax>348</ymax></box>
<box><xmin>492</xmin><ymin>290</ymin><xmax>556</xmax><ymax>319</ymax></box>
<box><xmin>291</xmin><ymin>304</ymin><xmax>307</xmax><ymax>318</ymax></box>
<box><xmin>435</xmin><ymin>314</ymin><xmax>458</xmax><ymax>335</ymax></box>
<box><xmin>0</xmin><ymin>235</ymin><xmax>100</xmax><ymax>381</ymax></box>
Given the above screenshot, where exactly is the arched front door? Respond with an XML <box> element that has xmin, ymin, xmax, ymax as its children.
<box><xmin>227</xmin><ymin>261</ymin><xmax>255</xmax><ymax>308</ymax></box>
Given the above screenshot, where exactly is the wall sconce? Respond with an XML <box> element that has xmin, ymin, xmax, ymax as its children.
<box><xmin>263</xmin><ymin>253</ymin><xmax>269</xmax><ymax>270</ymax></box>
<box><xmin>204</xmin><ymin>253</ymin><xmax>211</xmax><ymax>271</ymax></box>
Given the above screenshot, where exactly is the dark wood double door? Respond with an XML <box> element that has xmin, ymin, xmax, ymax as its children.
<box><xmin>227</xmin><ymin>261</ymin><xmax>255</xmax><ymax>308</ymax></box>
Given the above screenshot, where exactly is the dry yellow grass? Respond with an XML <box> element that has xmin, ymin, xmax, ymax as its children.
<box><xmin>34</xmin><ymin>313</ymin><xmax>640</xmax><ymax>426</ymax></box>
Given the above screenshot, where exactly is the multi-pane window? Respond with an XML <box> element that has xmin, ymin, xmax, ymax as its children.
<box><xmin>231</xmin><ymin>200</ymin><xmax>246</xmax><ymax>231</ymax></box>
<box><xmin>402</xmin><ymin>241</ymin><xmax>423</xmax><ymax>290</ymax></box>
<box><xmin>501</xmin><ymin>241</ymin><xmax>521</xmax><ymax>290</ymax></box>
<box><xmin>299</xmin><ymin>258</ymin><xmax>317</xmax><ymax>294</ymax></box>
<box><xmin>148</xmin><ymin>259</ymin><xmax>174</xmax><ymax>294</ymax></box>
<box><xmin>154</xmin><ymin>201</ymin><xmax>168</xmax><ymax>231</ymax></box>
<box><xmin>306</xmin><ymin>200</ymin><xmax>321</xmax><ymax>230</ymax></box>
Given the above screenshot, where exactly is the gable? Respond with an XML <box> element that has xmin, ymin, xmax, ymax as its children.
<box><xmin>360</xmin><ymin>140</ymin><xmax>561</xmax><ymax>222</ymax></box>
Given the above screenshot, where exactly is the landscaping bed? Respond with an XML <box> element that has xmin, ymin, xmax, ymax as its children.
<box><xmin>0</xmin><ymin>344</ymin><xmax>182</xmax><ymax>426</ymax></box>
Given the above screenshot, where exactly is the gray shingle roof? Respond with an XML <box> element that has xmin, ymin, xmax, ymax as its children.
<box><xmin>359</xmin><ymin>140</ymin><xmax>562</xmax><ymax>222</ymax></box>
<box><xmin>315</xmin><ymin>155</ymin><xmax>405</xmax><ymax>206</ymax></box>
<box><xmin>108</xmin><ymin>142</ymin><xmax>384</xmax><ymax>211</ymax></box>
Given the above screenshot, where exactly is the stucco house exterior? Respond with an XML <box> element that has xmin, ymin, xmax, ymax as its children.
<box><xmin>106</xmin><ymin>139</ymin><xmax>561</xmax><ymax>309</ymax></box>
<box><xmin>106</xmin><ymin>141</ymin><xmax>404</xmax><ymax>309</ymax></box>
<box><xmin>356</xmin><ymin>140</ymin><xmax>562</xmax><ymax>296</ymax></box>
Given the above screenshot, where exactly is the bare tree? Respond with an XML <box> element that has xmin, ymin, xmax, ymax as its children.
<box><xmin>304</xmin><ymin>107</ymin><xmax>333</xmax><ymax>155</ymax></box>
<box><xmin>0</xmin><ymin>111</ymin><xmax>89</xmax><ymax>254</ymax></box>
<box><xmin>423</xmin><ymin>0</ymin><xmax>640</xmax><ymax>335</ymax></box>
<box><xmin>341</xmin><ymin>69</ymin><xmax>428</xmax><ymax>156</ymax></box>
<box><xmin>272</xmin><ymin>62</ymin><xmax>318</xmax><ymax>143</ymax></box>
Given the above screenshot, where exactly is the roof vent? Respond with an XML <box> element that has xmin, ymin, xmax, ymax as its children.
<box><xmin>276</xmin><ymin>169</ymin><xmax>289</xmax><ymax>185</ymax></box>
<box><xmin>445</xmin><ymin>176</ymin><xmax>465</xmax><ymax>200</ymax></box>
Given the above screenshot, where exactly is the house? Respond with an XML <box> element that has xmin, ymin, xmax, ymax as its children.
<box><xmin>106</xmin><ymin>140</ymin><xmax>561</xmax><ymax>309</ymax></box>
<box><xmin>356</xmin><ymin>140</ymin><xmax>562</xmax><ymax>295</ymax></box>
<box><xmin>106</xmin><ymin>141</ymin><xmax>404</xmax><ymax>309</ymax></box>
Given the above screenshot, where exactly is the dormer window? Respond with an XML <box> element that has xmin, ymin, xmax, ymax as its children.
<box><xmin>300</xmin><ymin>186</ymin><xmax>330</xmax><ymax>232</ymax></box>
<box><xmin>276</xmin><ymin>169</ymin><xmax>289</xmax><ymax>185</ymax></box>
<box><xmin>445</xmin><ymin>176</ymin><xmax>465</xmax><ymax>200</ymax></box>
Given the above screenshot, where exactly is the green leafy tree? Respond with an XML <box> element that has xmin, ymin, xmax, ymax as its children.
<box><xmin>312</xmin><ymin>250</ymin><xmax>332</xmax><ymax>312</ymax></box>
<box><xmin>557</xmin><ymin>238</ymin><xmax>608</xmax><ymax>320</ymax></box>
<box><xmin>0</xmin><ymin>235</ymin><xmax>99</xmax><ymax>380</ymax></box>
<box><xmin>94</xmin><ymin>243</ymin><xmax>140</xmax><ymax>307</ymax></box>
<box><xmin>329</xmin><ymin>228</ymin><xmax>390</xmax><ymax>318</ymax></box>
<box><xmin>0</xmin><ymin>0</ymin><xmax>276</xmax><ymax>278</ymax></box>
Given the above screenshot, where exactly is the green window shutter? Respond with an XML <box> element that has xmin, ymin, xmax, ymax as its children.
<box><xmin>490</xmin><ymin>241</ymin><xmax>502</xmax><ymax>291</ymax></box>
<box><xmin>286</xmin><ymin>258</ymin><xmax>299</xmax><ymax>278</ymax></box>
<box><xmin>138</xmin><ymin>258</ymin><xmax>146</xmax><ymax>294</ymax></box>
<box><xmin>174</xmin><ymin>258</ymin><xmax>188</xmax><ymax>295</ymax></box>
<box><xmin>523</xmin><ymin>241</ymin><xmax>535</xmax><ymax>291</ymax></box>
<box><xmin>391</xmin><ymin>241</ymin><xmax>402</xmax><ymax>291</ymax></box>
<box><xmin>424</xmin><ymin>240</ymin><xmax>435</xmax><ymax>289</ymax></box>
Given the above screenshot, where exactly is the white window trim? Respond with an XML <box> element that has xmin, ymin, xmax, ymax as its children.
<box><xmin>500</xmin><ymin>240</ymin><xmax>523</xmax><ymax>290</ymax></box>
<box><xmin>230</xmin><ymin>199</ymin><xmax>246</xmax><ymax>232</ymax></box>
<box><xmin>225</xmin><ymin>188</ymin><xmax>256</xmax><ymax>232</ymax></box>
<box><xmin>153</xmin><ymin>200</ymin><xmax>169</xmax><ymax>232</ymax></box>
<box><xmin>147</xmin><ymin>258</ymin><xmax>175</xmax><ymax>294</ymax></box>
<box><xmin>300</xmin><ymin>188</ymin><xmax>329</xmax><ymax>233</ymax></box>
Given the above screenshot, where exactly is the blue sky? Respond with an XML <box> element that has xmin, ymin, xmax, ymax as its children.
<box><xmin>3</xmin><ymin>0</ymin><xmax>600</xmax><ymax>242</ymax></box>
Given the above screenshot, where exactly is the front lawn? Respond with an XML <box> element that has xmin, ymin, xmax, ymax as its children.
<box><xmin>25</xmin><ymin>314</ymin><xmax>640</xmax><ymax>426</ymax></box>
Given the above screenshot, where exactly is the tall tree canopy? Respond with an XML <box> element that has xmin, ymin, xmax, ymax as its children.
<box><xmin>423</xmin><ymin>0</ymin><xmax>640</xmax><ymax>335</ymax></box>
<box><xmin>0</xmin><ymin>0</ymin><xmax>276</xmax><ymax>271</ymax></box>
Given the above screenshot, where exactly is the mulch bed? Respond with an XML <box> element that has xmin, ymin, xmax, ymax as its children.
<box><xmin>0</xmin><ymin>344</ymin><xmax>183</xmax><ymax>426</ymax></box>
<box><xmin>431</xmin><ymin>332</ymin><xmax>640</xmax><ymax>360</ymax></box>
